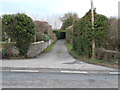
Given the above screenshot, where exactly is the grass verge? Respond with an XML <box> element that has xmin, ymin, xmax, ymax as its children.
<box><xmin>64</xmin><ymin>41</ymin><xmax>119</xmax><ymax>68</ymax></box>
<box><xmin>44</xmin><ymin>40</ymin><xmax>57</xmax><ymax>53</ymax></box>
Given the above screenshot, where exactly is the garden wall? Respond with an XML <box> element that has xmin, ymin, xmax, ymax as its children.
<box><xmin>1</xmin><ymin>39</ymin><xmax>55</xmax><ymax>58</ymax></box>
<box><xmin>96</xmin><ymin>48</ymin><xmax>120</xmax><ymax>62</ymax></box>
<box><xmin>27</xmin><ymin>39</ymin><xmax>54</xmax><ymax>57</ymax></box>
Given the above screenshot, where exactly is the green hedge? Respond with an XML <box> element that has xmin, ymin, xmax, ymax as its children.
<box><xmin>73</xmin><ymin>10</ymin><xmax>108</xmax><ymax>58</ymax></box>
<box><xmin>2</xmin><ymin>13</ymin><xmax>35</xmax><ymax>56</ymax></box>
<box><xmin>53</xmin><ymin>30</ymin><xmax>66</xmax><ymax>39</ymax></box>
<box><xmin>65</xmin><ymin>26</ymin><xmax>73</xmax><ymax>45</ymax></box>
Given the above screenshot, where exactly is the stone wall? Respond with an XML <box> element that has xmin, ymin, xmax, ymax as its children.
<box><xmin>1</xmin><ymin>39</ymin><xmax>55</xmax><ymax>58</ymax></box>
<box><xmin>27</xmin><ymin>39</ymin><xmax>54</xmax><ymax>57</ymax></box>
<box><xmin>96</xmin><ymin>48</ymin><xmax>120</xmax><ymax>62</ymax></box>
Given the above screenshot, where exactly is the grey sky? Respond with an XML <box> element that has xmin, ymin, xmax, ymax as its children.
<box><xmin>0</xmin><ymin>0</ymin><xmax>119</xmax><ymax>28</ymax></box>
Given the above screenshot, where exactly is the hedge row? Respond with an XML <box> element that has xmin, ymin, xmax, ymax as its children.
<box><xmin>53</xmin><ymin>30</ymin><xmax>66</xmax><ymax>39</ymax></box>
<box><xmin>65</xmin><ymin>26</ymin><xmax>73</xmax><ymax>45</ymax></box>
<box><xmin>72</xmin><ymin>10</ymin><xmax>108</xmax><ymax>58</ymax></box>
<box><xmin>2</xmin><ymin>13</ymin><xmax>35</xmax><ymax>56</ymax></box>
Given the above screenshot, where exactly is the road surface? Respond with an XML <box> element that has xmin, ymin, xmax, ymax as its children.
<box><xmin>2</xmin><ymin>71</ymin><xmax>119</xmax><ymax>88</ymax></box>
<box><xmin>1</xmin><ymin>40</ymin><xmax>119</xmax><ymax>88</ymax></box>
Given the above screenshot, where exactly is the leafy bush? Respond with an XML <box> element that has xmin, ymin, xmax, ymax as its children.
<box><xmin>36</xmin><ymin>32</ymin><xmax>51</xmax><ymax>42</ymax></box>
<box><xmin>2</xmin><ymin>48</ymin><xmax>12</xmax><ymax>59</ymax></box>
<box><xmin>42</xmin><ymin>34</ymin><xmax>51</xmax><ymax>42</ymax></box>
<box><xmin>2</xmin><ymin>13</ymin><xmax>35</xmax><ymax>56</ymax></box>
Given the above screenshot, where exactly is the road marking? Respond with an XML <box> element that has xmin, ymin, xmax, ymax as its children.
<box><xmin>61</xmin><ymin>71</ymin><xmax>88</xmax><ymax>74</ymax></box>
<box><xmin>2</xmin><ymin>69</ymin><xmax>119</xmax><ymax>75</ymax></box>
<box><xmin>10</xmin><ymin>70</ymin><xmax>39</xmax><ymax>72</ymax></box>
<box><xmin>109</xmin><ymin>72</ymin><xmax>119</xmax><ymax>75</ymax></box>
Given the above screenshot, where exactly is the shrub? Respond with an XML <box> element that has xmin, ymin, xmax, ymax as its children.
<box><xmin>2</xmin><ymin>48</ymin><xmax>12</xmax><ymax>59</ymax></box>
<box><xmin>2</xmin><ymin>13</ymin><xmax>35</xmax><ymax>57</ymax></box>
<box><xmin>42</xmin><ymin>34</ymin><xmax>51</xmax><ymax>42</ymax></box>
<box><xmin>35</xmin><ymin>32</ymin><xmax>51</xmax><ymax>42</ymax></box>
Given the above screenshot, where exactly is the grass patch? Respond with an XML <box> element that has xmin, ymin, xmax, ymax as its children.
<box><xmin>44</xmin><ymin>40</ymin><xmax>57</xmax><ymax>53</ymax></box>
<box><xmin>64</xmin><ymin>41</ymin><xmax>119</xmax><ymax>68</ymax></box>
<box><xmin>64</xmin><ymin>41</ymin><xmax>73</xmax><ymax>51</ymax></box>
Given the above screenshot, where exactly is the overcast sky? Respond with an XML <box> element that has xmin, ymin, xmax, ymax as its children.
<box><xmin>0</xmin><ymin>0</ymin><xmax>119</xmax><ymax>28</ymax></box>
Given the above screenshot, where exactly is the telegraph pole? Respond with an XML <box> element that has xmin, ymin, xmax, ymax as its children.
<box><xmin>91</xmin><ymin>0</ymin><xmax>96</xmax><ymax>59</ymax></box>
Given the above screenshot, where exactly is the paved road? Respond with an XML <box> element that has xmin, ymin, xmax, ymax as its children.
<box><xmin>1</xmin><ymin>40</ymin><xmax>117</xmax><ymax>72</ymax></box>
<box><xmin>2</xmin><ymin>72</ymin><xmax>119</xmax><ymax>88</ymax></box>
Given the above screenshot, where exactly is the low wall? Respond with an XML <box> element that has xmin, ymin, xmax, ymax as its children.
<box><xmin>1</xmin><ymin>39</ymin><xmax>55</xmax><ymax>58</ymax></box>
<box><xmin>27</xmin><ymin>39</ymin><xmax>54</xmax><ymax>57</ymax></box>
<box><xmin>96</xmin><ymin>48</ymin><xmax>120</xmax><ymax>62</ymax></box>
